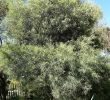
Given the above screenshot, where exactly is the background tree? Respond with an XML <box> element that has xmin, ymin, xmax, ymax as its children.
<box><xmin>0</xmin><ymin>0</ymin><xmax>9</xmax><ymax>46</ymax></box>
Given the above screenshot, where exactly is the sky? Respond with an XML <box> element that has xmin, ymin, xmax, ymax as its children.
<box><xmin>95</xmin><ymin>0</ymin><xmax>110</xmax><ymax>26</ymax></box>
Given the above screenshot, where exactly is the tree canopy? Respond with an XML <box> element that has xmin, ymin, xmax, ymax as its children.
<box><xmin>6</xmin><ymin>0</ymin><xmax>102</xmax><ymax>44</ymax></box>
<box><xmin>0</xmin><ymin>0</ymin><xmax>110</xmax><ymax>100</ymax></box>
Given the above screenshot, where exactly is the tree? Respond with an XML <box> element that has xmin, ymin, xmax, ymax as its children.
<box><xmin>1</xmin><ymin>0</ymin><xmax>110</xmax><ymax>100</ymax></box>
<box><xmin>1</xmin><ymin>41</ymin><xmax>110</xmax><ymax>100</ymax></box>
<box><xmin>6</xmin><ymin>0</ymin><xmax>102</xmax><ymax>45</ymax></box>
<box><xmin>102</xmin><ymin>27</ymin><xmax>110</xmax><ymax>51</ymax></box>
<box><xmin>0</xmin><ymin>0</ymin><xmax>8</xmax><ymax>46</ymax></box>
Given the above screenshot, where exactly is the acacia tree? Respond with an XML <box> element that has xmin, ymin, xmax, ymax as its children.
<box><xmin>1</xmin><ymin>0</ymin><xmax>110</xmax><ymax>100</ymax></box>
<box><xmin>2</xmin><ymin>40</ymin><xmax>110</xmax><ymax>100</ymax></box>
<box><xmin>6</xmin><ymin>0</ymin><xmax>101</xmax><ymax>45</ymax></box>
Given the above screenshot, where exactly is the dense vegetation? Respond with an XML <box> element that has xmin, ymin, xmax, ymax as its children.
<box><xmin>0</xmin><ymin>0</ymin><xmax>110</xmax><ymax>100</ymax></box>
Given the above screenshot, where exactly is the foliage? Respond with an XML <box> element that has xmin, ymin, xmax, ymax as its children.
<box><xmin>0</xmin><ymin>0</ymin><xmax>8</xmax><ymax>22</ymax></box>
<box><xmin>90</xmin><ymin>26</ymin><xmax>105</xmax><ymax>49</ymax></box>
<box><xmin>0</xmin><ymin>70</ymin><xmax>10</xmax><ymax>100</ymax></box>
<box><xmin>6</xmin><ymin>0</ymin><xmax>102</xmax><ymax>44</ymax></box>
<box><xmin>102</xmin><ymin>27</ymin><xmax>110</xmax><ymax>51</ymax></box>
<box><xmin>1</xmin><ymin>42</ymin><xmax>110</xmax><ymax>100</ymax></box>
<box><xmin>0</xmin><ymin>0</ymin><xmax>110</xmax><ymax>100</ymax></box>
